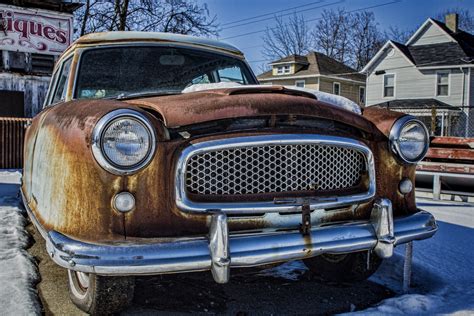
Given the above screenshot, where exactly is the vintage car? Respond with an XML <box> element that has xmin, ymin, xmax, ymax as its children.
<box><xmin>22</xmin><ymin>32</ymin><xmax>438</xmax><ymax>314</ymax></box>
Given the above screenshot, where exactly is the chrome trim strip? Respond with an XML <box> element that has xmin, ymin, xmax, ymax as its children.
<box><xmin>44</xmin><ymin>210</ymin><xmax>437</xmax><ymax>276</ymax></box>
<box><xmin>175</xmin><ymin>134</ymin><xmax>376</xmax><ymax>214</ymax></box>
<box><xmin>91</xmin><ymin>109</ymin><xmax>157</xmax><ymax>175</ymax></box>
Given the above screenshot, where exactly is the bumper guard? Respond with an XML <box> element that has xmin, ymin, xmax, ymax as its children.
<box><xmin>29</xmin><ymin>198</ymin><xmax>437</xmax><ymax>283</ymax></box>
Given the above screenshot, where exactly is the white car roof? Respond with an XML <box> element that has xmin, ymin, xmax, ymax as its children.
<box><xmin>74</xmin><ymin>31</ymin><xmax>242</xmax><ymax>55</ymax></box>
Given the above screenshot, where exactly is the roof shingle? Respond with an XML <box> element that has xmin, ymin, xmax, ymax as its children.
<box><xmin>395</xmin><ymin>19</ymin><xmax>474</xmax><ymax>67</ymax></box>
<box><xmin>371</xmin><ymin>98</ymin><xmax>460</xmax><ymax>110</ymax></box>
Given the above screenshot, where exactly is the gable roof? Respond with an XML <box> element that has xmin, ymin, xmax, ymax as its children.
<box><xmin>390</xmin><ymin>41</ymin><xmax>414</xmax><ymax>63</ymax></box>
<box><xmin>362</xmin><ymin>18</ymin><xmax>474</xmax><ymax>73</ymax></box>
<box><xmin>360</xmin><ymin>40</ymin><xmax>416</xmax><ymax>73</ymax></box>
<box><xmin>405</xmin><ymin>18</ymin><xmax>457</xmax><ymax>46</ymax></box>
<box><xmin>269</xmin><ymin>54</ymin><xmax>309</xmax><ymax>65</ymax></box>
<box><xmin>258</xmin><ymin>51</ymin><xmax>366</xmax><ymax>82</ymax></box>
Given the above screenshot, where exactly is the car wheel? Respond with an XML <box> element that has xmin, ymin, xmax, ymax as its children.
<box><xmin>67</xmin><ymin>270</ymin><xmax>135</xmax><ymax>315</ymax></box>
<box><xmin>303</xmin><ymin>251</ymin><xmax>382</xmax><ymax>283</ymax></box>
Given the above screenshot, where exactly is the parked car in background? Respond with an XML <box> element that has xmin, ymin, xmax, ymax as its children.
<box><xmin>21</xmin><ymin>32</ymin><xmax>437</xmax><ymax>315</ymax></box>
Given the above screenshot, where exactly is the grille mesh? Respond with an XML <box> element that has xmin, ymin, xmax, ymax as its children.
<box><xmin>185</xmin><ymin>144</ymin><xmax>366</xmax><ymax>196</ymax></box>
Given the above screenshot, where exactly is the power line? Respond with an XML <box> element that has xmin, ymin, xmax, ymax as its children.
<box><xmin>221</xmin><ymin>0</ymin><xmax>401</xmax><ymax>41</ymax></box>
<box><xmin>221</xmin><ymin>1</ymin><xmax>334</xmax><ymax>31</ymax></box>
<box><xmin>221</xmin><ymin>0</ymin><xmax>325</xmax><ymax>27</ymax></box>
<box><xmin>243</xmin><ymin>31</ymin><xmax>454</xmax><ymax>53</ymax></box>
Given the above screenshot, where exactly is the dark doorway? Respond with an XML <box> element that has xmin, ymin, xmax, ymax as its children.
<box><xmin>0</xmin><ymin>90</ymin><xmax>25</xmax><ymax>117</ymax></box>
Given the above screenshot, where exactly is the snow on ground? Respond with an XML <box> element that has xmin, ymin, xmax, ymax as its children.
<box><xmin>356</xmin><ymin>198</ymin><xmax>474</xmax><ymax>315</ymax></box>
<box><xmin>0</xmin><ymin>170</ymin><xmax>40</xmax><ymax>315</ymax></box>
<box><xmin>261</xmin><ymin>197</ymin><xmax>474</xmax><ymax>315</ymax></box>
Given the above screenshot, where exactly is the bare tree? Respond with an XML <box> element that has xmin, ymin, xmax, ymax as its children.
<box><xmin>384</xmin><ymin>25</ymin><xmax>414</xmax><ymax>44</ymax></box>
<box><xmin>435</xmin><ymin>7</ymin><xmax>474</xmax><ymax>33</ymax></box>
<box><xmin>74</xmin><ymin>0</ymin><xmax>218</xmax><ymax>38</ymax></box>
<box><xmin>261</xmin><ymin>13</ymin><xmax>312</xmax><ymax>61</ymax></box>
<box><xmin>261</xmin><ymin>9</ymin><xmax>385</xmax><ymax>70</ymax></box>
<box><xmin>350</xmin><ymin>11</ymin><xmax>385</xmax><ymax>70</ymax></box>
<box><xmin>312</xmin><ymin>9</ymin><xmax>352</xmax><ymax>64</ymax></box>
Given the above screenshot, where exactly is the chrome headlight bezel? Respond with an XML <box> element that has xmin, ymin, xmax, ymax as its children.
<box><xmin>389</xmin><ymin>116</ymin><xmax>429</xmax><ymax>164</ymax></box>
<box><xmin>92</xmin><ymin>109</ymin><xmax>156</xmax><ymax>175</ymax></box>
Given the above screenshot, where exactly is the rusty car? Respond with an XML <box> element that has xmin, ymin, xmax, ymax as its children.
<box><xmin>21</xmin><ymin>32</ymin><xmax>438</xmax><ymax>314</ymax></box>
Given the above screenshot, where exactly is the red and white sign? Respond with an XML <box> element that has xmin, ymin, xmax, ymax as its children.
<box><xmin>0</xmin><ymin>4</ymin><xmax>73</xmax><ymax>55</ymax></box>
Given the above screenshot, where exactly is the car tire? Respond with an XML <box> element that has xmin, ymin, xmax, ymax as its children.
<box><xmin>67</xmin><ymin>270</ymin><xmax>135</xmax><ymax>315</ymax></box>
<box><xmin>303</xmin><ymin>251</ymin><xmax>382</xmax><ymax>283</ymax></box>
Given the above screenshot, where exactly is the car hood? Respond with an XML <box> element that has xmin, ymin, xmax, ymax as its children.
<box><xmin>125</xmin><ymin>86</ymin><xmax>375</xmax><ymax>133</ymax></box>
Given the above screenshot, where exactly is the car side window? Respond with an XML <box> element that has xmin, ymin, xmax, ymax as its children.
<box><xmin>217</xmin><ymin>66</ymin><xmax>246</xmax><ymax>84</ymax></box>
<box><xmin>43</xmin><ymin>68</ymin><xmax>59</xmax><ymax>108</ymax></box>
<box><xmin>52</xmin><ymin>57</ymin><xmax>73</xmax><ymax>104</ymax></box>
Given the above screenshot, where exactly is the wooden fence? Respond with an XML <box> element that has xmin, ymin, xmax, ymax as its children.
<box><xmin>0</xmin><ymin>117</ymin><xmax>32</xmax><ymax>169</ymax></box>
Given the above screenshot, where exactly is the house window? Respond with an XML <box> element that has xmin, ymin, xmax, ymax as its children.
<box><xmin>359</xmin><ymin>86</ymin><xmax>365</xmax><ymax>104</ymax></box>
<box><xmin>383</xmin><ymin>74</ymin><xmax>395</xmax><ymax>97</ymax></box>
<box><xmin>276</xmin><ymin>65</ymin><xmax>291</xmax><ymax>75</ymax></box>
<box><xmin>333</xmin><ymin>82</ymin><xmax>340</xmax><ymax>95</ymax></box>
<box><xmin>295</xmin><ymin>80</ymin><xmax>305</xmax><ymax>88</ymax></box>
<box><xmin>436</xmin><ymin>71</ymin><xmax>449</xmax><ymax>96</ymax></box>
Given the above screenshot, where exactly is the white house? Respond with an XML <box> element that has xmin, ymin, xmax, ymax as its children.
<box><xmin>362</xmin><ymin>14</ymin><xmax>474</xmax><ymax>137</ymax></box>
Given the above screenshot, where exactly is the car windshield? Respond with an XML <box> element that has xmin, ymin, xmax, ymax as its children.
<box><xmin>75</xmin><ymin>46</ymin><xmax>256</xmax><ymax>99</ymax></box>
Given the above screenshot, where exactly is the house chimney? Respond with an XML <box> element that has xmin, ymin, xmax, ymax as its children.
<box><xmin>445</xmin><ymin>13</ymin><xmax>459</xmax><ymax>33</ymax></box>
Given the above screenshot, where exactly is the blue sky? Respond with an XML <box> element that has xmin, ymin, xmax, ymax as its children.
<box><xmin>205</xmin><ymin>0</ymin><xmax>473</xmax><ymax>73</ymax></box>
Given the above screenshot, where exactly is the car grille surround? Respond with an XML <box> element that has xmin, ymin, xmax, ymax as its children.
<box><xmin>185</xmin><ymin>139</ymin><xmax>367</xmax><ymax>196</ymax></box>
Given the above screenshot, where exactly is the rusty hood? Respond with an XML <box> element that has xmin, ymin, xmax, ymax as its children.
<box><xmin>125</xmin><ymin>86</ymin><xmax>375</xmax><ymax>133</ymax></box>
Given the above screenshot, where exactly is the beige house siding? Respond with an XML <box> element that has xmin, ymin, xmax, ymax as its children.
<box><xmin>260</xmin><ymin>77</ymin><xmax>364</xmax><ymax>105</ymax></box>
<box><xmin>319</xmin><ymin>78</ymin><xmax>364</xmax><ymax>105</ymax></box>
<box><xmin>260</xmin><ymin>77</ymin><xmax>320</xmax><ymax>90</ymax></box>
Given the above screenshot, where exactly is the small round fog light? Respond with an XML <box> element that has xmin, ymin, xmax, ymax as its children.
<box><xmin>113</xmin><ymin>192</ymin><xmax>135</xmax><ymax>212</ymax></box>
<box><xmin>399</xmin><ymin>178</ymin><xmax>413</xmax><ymax>195</ymax></box>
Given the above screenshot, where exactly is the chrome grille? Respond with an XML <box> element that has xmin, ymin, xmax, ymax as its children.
<box><xmin>185</xmin><ymin>143</ymin><xmax>366</xmax><ymax>196</ymax></box>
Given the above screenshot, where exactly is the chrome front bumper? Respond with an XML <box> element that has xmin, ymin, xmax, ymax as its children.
<box><xmin>38</xmin><ymin>199</ymin><xmax>437</xmax><ymax>283</ymax></box>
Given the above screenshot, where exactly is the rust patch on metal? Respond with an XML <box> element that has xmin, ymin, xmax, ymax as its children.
<box><xmin>363</xmin><ymin>106</ymin><xmax>406</xmax><ymax>137</ymax></box>
<box><xmin>126</xmin><ymin>90</ymin><xmax>379</xmax><ymax>135</ymax></box>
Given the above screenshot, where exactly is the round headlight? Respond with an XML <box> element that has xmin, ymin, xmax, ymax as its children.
<box><xmin>389</xmin><ymin>116</ymin><xmax>429</xmax><ymax>164</ymax></box>
<box><xmin>92</xmin><ymin>109</ymin><xmax>156</xmax><ymax>174</ymax></box>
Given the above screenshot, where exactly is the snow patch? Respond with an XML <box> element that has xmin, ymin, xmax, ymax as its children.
<box><xmin>182</xmin><ymin>83</ymin><xmax>361</xmax><ymax>114</ymax></box>
<box><xmin>286</xmin><ymin>86</ymin><xmax>362</xmax><ymax>114</ymax></box>
<box><xmin>0</xmin><ymin>171</ymin><xmax>41</xmax><ymax>315</ymax></box>
<box><xmin>351</xmin><ymin>199</ymin><xmax>474</xmax><ymax>315</ymax></box>
<box><xmin>182</xmin><ymin>82</ymin><xmax>243</xmax><ymax>93</ymax></box>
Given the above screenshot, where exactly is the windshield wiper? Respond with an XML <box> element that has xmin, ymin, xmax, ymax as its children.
<box><xmin>116</xmin><ymin>91</ymin><xmax>181</xmax><ymax>100</ymax></box>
